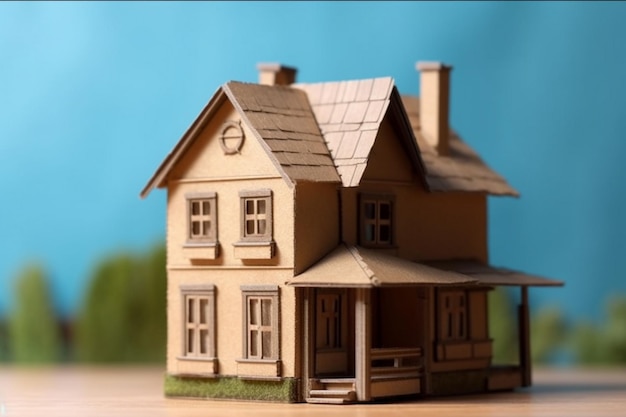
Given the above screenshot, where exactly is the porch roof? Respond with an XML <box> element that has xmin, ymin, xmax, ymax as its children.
<box><xmin>287</xmin><ymin>245</ymin><xmax>563</xmax><ymax>288</ymax></box>
<box><xmin>424</xmin><ymin>260</ymin><xmax>564</xmax><ymax>287</ymax></box>
<box><xmin>287</xmin><ymin>245</ymin><xmax>476</xmax><ymax>287</ymax></box>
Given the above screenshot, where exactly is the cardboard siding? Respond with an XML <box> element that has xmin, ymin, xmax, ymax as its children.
<box><xmin>164</xmin><ymin>98</ymin><xmax>297</xmax><ymax>378</ymax></box>
<box><xmin>167</xmin><ymin>269</ymin><xmax>297</xmax><ymax>378</ymax></box>
<box><xmin>355</xmin><ymin>116</ymin><xmax>488</xmax><ymax>263</ymax></box>
<box><xmin>294</xmin><ymin>182</ymin><xmax>340</xmax><ymax>275</ymax></box>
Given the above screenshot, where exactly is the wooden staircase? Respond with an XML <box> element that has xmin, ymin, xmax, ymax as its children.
<box><xmin>306</xmin><ymin>378</ymin><xmax>356</xmax><ymax>404</ymax></box>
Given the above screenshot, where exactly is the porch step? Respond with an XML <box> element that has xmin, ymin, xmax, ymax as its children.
<box><xmin>308</xmin><ymin>378</ymin><xmax>357</xmax><ymax>404</ymax></box>
<box><xmin>310</xmin><ymin>389</ymin><xmax>355</xmax><ymax>398</ymax></box>
<box><xmin>306</xmin><ymin>397</ymin><xmax>352</xmax><ymax>405</ymax></box>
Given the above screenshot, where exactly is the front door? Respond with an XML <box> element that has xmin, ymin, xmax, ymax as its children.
<box><xmin>314</xmin><ymin>289</ymin><xmax>350</xmax><ymax>376</ymax></box>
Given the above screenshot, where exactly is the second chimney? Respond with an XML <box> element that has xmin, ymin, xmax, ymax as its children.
<box><xmin>257</xmin><ymin>63</ymin><xmax>297</xmax><ymax>86</ymax></box>
<box><xmin>416</xmin><ymin>61</ymin><xmax>452</xmax><ymax>155</ymax></box>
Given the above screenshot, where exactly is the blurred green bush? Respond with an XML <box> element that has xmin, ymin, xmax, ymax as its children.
<box><xmin>8</xmin><ymin>264</ymin><xmax>62</xmax><ymax>363</ymax></box>
<box><xmin>74</xmin><ymin>243</ymin><xmax>166</xmax><ymax>362</ymax></box>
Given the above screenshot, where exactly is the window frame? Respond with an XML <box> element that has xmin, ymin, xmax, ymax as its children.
<box><xmin>359</xmin><ymin>193</ymin><xmax>395</xmax><ymax>248</ymax></box>
<box><xmin>240</xmin><ymin>285</ymin><xmax>280</xmax><ymax>361</ymax></box>
<box><xmin>185</xmin><ymin>192</ymin><xmax>218</xmax><ymax>245</ymax></box>
<box><xmin>239</xmin><ymin>189</ymin><xmax>273</xmax><ymax>243</ymax></box>
<box><xmin>437</xmin><ymin>289</ymin><xmax>468</xmax><ymax>342</ymax></box>
<box><xmin>180</xmin><ymin>284</ymin><xmax>216</xmax><ymax>360</ymax></box>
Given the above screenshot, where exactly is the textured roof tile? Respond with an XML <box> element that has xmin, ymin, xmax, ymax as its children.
<box><xmin>343</xmin><ymin>102</ymin><xmax>369</xmax><ymax>124</ymax></box>
<box><xmin>355</xmin><ymin>79</ymin><xmax>374</xmax><ymax>102</ymax></box>
<box><xmin>335</xmin><ymin>131</ymin><xmax>360</xmax><ymax>159</ymax></box>
<box><xmin>364</xmin><ymin>100</ymin><xmax>386</xmax><ymax>123</ymax></box>
<box><xmin>354</xmin><ymin>130</ymin><xmax>377</xmax><ymax>159</ymax></box>
<box><xmin>329</xmin><ymin>103</ymin><xmax>348</xmax><ymax>124</ymax></box>
<box><xmin>225</xmin><ymin>82</ymin><xmax>340</xmax><ymax>183</ymax></box>
<box><xmin>342</xmin><ymin>80</ymin><xmax>359</xmax><ymax>103</ymax></box>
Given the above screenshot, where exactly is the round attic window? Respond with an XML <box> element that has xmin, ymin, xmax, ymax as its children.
<box><xmin>219</xmin><ymin>120</ymin><xmax>244</xmax><ymax>155</ymax></box>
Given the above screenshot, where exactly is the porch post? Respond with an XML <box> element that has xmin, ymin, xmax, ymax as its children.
<box><xmin>355</xmin><ymin>287</ymin><xmax>372</xmax><ymax>402</ymax></box>
<box><xmin>518</xmin><ymin>286</ymin><xmax>531</xmax><ymax>387</ymax></box>
<box><xmin>301</xmin><ymin>287</ymin><xmax>314</xmax><ymax>400</ymax></box>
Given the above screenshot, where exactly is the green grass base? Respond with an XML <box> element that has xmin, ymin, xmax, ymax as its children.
<box><xmin>164</xmin><ymin>375</ymin><xmax>299</xmax><ymax>403</ymax></box>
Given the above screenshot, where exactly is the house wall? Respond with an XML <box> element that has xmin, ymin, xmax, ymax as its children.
<box><xmin>294</xmin><ymin>182</ymin><xmax>340</xmax><ymax>275</ymax></box>
<box><xmin>344</xmin><ymin>115</ymin><xmax>488</xmax><ymax>263</ymax></box>
<box><xmin>164</xmin><ymin>99</ymin><xmax>298</xmax><ymax>379</ymax></box>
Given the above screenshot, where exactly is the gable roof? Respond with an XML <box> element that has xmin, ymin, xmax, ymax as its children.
<box><xmin>141</xmin><ymin>82</ymin><xmax>339</xmax><ymax>198</ymax></box>
<box><xmin>294</xmin><ymin>78</ymin><xmax>425</xmax><ymax>188</ymax></box>
<box><xmin>402</xmin><ymin>96</ymin><xmax>518</xmax><ymax>196</ymax></box>
<box><xmin>226</xmin><ymin>82</ymin><xmax>340</xmax><ymax>184</ymax></box>
<box><xmin>142</xmin><ymin>73</ymin><xmax>517</xmax><ymax>198</ymax></box>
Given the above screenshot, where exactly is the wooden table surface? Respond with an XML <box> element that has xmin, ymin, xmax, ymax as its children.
<box><xmin>0</xmin><ymin>366</ymin><xmax>625</xmax><ymax>416</ymax></box>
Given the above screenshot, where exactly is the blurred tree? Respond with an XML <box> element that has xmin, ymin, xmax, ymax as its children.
<box><xmin>74</xmin><ymin>243</ymin><xmax>166</xmax><ymax>362</ymax></box>
<box><xmin>530</xmin><ymin>306</ymin><xmax>567</xmax><ymax>364</ymax></box>
<box><xmin>604</xmin><ymin>296</ymin><xmax>626</xmax><ymax>363</ymax></box>
<box><xmin>573</xmin><ymin>295</ymin><xmax>626</xmax><ymax>364</ymax></box>
<box><xmin>488</xmin><ymin>287</ymin><xmax>518</xmax><ymax>364</ymax></box>
<box><xmin>8</xmin><ymin>264</ymin><xmax>62</xmax><ymax>363</ymax></box>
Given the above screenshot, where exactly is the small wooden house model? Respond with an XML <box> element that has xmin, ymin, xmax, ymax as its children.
<box><xmin>141</xmin><ymin>62</ymin><xmax>562</xmax><ymax>404</ymax></box>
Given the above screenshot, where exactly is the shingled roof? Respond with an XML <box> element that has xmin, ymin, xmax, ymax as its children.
<box><xmin>294</xmin><ymin>78</ymin><xmax>399</xmax><ymax>187</ymax></box>
<box><xmin>402</xmin><ymin>95</ymin><xmax>518</xmax><ymax>196</ymax></box>
<box><xmin>142</xmin><ymin>70</ymin><xmax>517</xmax><ymax>198</ymax></box>
<box><xmin>225</xmin><ymin>81</ymin><xmax>340</xmax><ymax>183</ymax></box>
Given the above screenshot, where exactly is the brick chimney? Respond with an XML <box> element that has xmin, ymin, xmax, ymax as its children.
<box><xmin>416</xmin><ymin>62</ymin><xmax>452</xmax><ymax>155</ymax></box>
<box><xmin>257</xmin><ymin>63</ymin><xmax>297</xmax><ymax>86</ymax></box>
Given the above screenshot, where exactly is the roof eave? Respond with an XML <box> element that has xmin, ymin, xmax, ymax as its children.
<box><xmin>140</xmin><ymin>86</ymin><xmax>228</xmax><ymax>199</ymax></box>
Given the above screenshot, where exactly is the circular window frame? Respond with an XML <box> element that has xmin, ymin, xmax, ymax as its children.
<box><xmin>219</xmin><ymin>120</ymin><xmax>245</xmax><ymax>155</ymax></box>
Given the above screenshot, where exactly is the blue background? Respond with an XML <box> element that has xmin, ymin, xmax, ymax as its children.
<box><xmin>1</xmin><ymin>2</ymin><xmax>625</xmax><ymax>323</ymax></box>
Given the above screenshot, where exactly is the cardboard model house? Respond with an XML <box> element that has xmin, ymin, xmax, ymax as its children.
<box><xmin>141</xmin><ymin>62</ymin><xmax>562</xmax><ymax>404</ymax></box>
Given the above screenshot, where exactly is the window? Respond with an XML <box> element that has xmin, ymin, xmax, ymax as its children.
<box><xmin>360</xmin><ymin>194</ymin><xmax>394</xmax><ymax>247</ymax></box>
<box><xmin>439</xmin><ymin>290</ymin><xmax>467</xmax><ymax>341</ymax></box>
<box><xmin>186</xmin><ymin>192</ymin><xmax>217</xmax><ymax>243</ymax></box>
<box><xmin>241</xmin><ymin>285</ymin><xmax>279</xmax><ymax>360</ymax></box>
<box><xmin>240</xmin><ymin>189</ymin><xmax>272</xmax><ymax>242</ymax></box>
<box><xmin>181</xmin><ymin>285</ymin><xmax>216</xmax><ymax>359</ymax></box>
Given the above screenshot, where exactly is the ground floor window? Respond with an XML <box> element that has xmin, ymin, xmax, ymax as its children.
<box><xmin>241</xmin><ymin>285</ymin><xmax>280</xmax><ymax>360</ymax></box>
<box><xmin>181</xmin><ymin>285</ymin><xmax>216</xmax><ymax>358</ymax></box>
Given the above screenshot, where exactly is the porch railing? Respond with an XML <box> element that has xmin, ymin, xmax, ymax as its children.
<box><xmin>370</xmin><ymin>347</ymin><xmax>423</xmax><ymax>380</ymax></box>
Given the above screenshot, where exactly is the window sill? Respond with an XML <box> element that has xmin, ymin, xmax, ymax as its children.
<box><xmin>232</xmin><ymin>241</ymin><xmax>275</xmax><ymax>260</ymax></box>
<box><xmin>236</xmin><ymin>358</ymin><xmax>281</xmax><ymax>378</ymax></box>
<box><xmin>175</xmin><ymin>356</ymin><xmax>218</xmax><ymax>374</ymax></box>
<box><xmin>182</xmin><ymin>242</ymin><xmax>219</xmax><ymax>260</ymax></box>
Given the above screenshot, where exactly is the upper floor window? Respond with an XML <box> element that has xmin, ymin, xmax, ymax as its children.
<box><xmin>359</xmin><ymin>194</ymin><xmax>394</xmax><ymax>247</ymax></box>
<box><xmin>239</xmin><ymin>189</ymin><xmax>273</xmax><ymax>242</ymax></box>
<box><xmin>186</xmin><ymin>192</ymin><xmax>217</xmax><ymax>244</ymax></box>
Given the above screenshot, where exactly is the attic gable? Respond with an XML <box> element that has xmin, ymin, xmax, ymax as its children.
<box><xmin>141</xmin><ymin>82</ymin><xmax>340</xmax><ymax>198</ymax></box>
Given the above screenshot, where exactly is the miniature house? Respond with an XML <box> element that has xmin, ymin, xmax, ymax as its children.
<box><xmin>141</xmin><ymin>61</ymin><xmax>562</xmax><ymax>404</ymax></box>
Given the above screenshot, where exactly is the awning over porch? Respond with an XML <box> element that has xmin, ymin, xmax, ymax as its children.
<box><xmin>424</xmin><ymin>260</ymin><xmax>564</xmax><ymax>287</ymax></box>
<box><xmin>287</xmin><ymin>244</ymin><xmax>476</xmax><ymax>287</ymax></box>
<box><xmin>287</xmin><ymin>244</ymin><xmax>563</xmax><ymax>288</ymax></box>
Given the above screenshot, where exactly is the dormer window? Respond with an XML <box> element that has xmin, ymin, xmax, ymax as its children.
<box><xmin>359</xmin><ymin>194</ymin><xmax>394</xmax><ymax>248</ymax></box>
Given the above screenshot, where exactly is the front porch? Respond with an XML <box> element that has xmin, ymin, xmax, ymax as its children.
<box><xmin>307</xmin><ymin>347</ymin><xmax>423</xmax><ymax>404</ymax></box>
<box><xmin>289</xmin><ymin>245</ymin><xmax>563</xmax><ymax>404</ymax></box>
